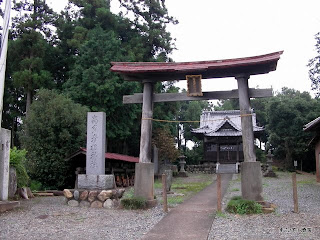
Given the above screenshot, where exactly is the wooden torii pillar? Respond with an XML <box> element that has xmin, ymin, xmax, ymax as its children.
<box><xmin>111</xmin><ymin>51</ymin><xmax>283</xmax><ymax>201</ymax></box>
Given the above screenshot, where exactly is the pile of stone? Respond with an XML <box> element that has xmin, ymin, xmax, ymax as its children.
<box><xmin>186</xmin><ymin>165</ymin><xmax>216</xmax><ymax>174</ymax></box>
<box><xmin>63</xmin><ymin>189</ymin><xmax>125</xmax><ymax>209</ymax></box>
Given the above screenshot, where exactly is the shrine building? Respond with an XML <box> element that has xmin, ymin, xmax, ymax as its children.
<box><xmin>192</xmin><ymin>110</ymin><xmax>263</xmax><ymax>165</ymax></box>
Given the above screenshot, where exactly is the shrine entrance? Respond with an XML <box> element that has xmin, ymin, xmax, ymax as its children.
<box><xmin>111</xmin><ymin>51</ymin><xmax>283</xmax><ymax>202</ymax></box>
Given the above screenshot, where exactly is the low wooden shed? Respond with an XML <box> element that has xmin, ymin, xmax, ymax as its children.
<box><xmin>304</xmin><ymin>117</ymin><xmax>320</xmax><ymax>182</ymax></box>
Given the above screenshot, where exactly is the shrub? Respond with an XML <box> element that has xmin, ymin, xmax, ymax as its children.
<box><xmin>121</xmin><ymin>197</ymin><xmax>147</xmax><ymax>210</ymax></box>
<box><xmin>10</xmin><ymin>147</ymin><xmax>29</xmax><ymax>188</ymax></box>
<box><xmin>20</xmin><ymin>89</ymin><xmax>88</xmax><ymax>189</ymax></box>
<box><xmin>226</xmin><ymin>196</ymin><xmax>262</xmax><ymax>215</ymax></box>
<box><xmin>30</xmin><ymin>180</ymin><xmax>43</xmax><ymax>191</ymax></box>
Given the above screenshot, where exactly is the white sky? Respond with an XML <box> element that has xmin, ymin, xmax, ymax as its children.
<box><xmin>50</xmin><ymin>0</ymin><xmax>320</xmax><ymax>95</ymax></box>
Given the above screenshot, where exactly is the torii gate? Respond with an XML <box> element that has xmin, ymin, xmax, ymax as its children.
<box><xmin>111</xmin><ymin>51</ymin><xmax>283</xmax><ymax>202</ymax></box>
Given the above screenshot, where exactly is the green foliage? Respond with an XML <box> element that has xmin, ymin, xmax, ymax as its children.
<box><xmin>266</xmin><ymin>88</ymin><xmax>320</xmax><ymax>170</ymax></box>
<box><xmin>308</xmin><ymin>32</ymin><xmax>320</xmax><ymax>96</ymax></box>
<box><xmin>121</xmin><ymin>197</ymin><xmax>147</xmax><ymax>210</ymax></box>
<box><xmin>20</xmin><ymin>89</ymin><xmax>88</xmax><ymax>189</ymax></box>
<box><xmin>30</xmin><ymin>180</ymin><xmax>43</xmax><ymax>191</ymax></box>
<box><xmin>255</xmin><ymin>147</ymin><xmax>266</xmax><ymax>163</ymax></box>
<box><xmin>226</xmin><ymin>196</ymin><xmax>262</xmax><ymax>215</ymax></box>
<box><xmin>153</xmin><ymin>127</ymin><xmax>180</xmax><ymax>163</ymax></box>
<box><xmin>9</xmin><ymin>147</ymin><xmax>29</xmax><ymax>188</ymax></box>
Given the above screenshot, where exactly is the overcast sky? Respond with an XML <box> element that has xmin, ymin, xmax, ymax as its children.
<box><xmin>50</xmin><ymin>0</ymin><xmax>320</xmax><ymax>95</ymax></box>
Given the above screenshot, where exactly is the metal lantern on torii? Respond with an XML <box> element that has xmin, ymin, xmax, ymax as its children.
<box><xmin>111</xmin><ymin>51</ymin><xmax>283</xmax><ymax>202</ymax></box>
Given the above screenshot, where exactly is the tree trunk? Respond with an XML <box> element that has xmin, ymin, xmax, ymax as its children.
<box><xmin>285</xmin><ymin>139</ymin><xmax>293</xmax><ymax>170</ymax></box>
<box><xmin>26</xmin><ymin>88</ymin><xmax>33</xmax><ymax>117</ymax></box>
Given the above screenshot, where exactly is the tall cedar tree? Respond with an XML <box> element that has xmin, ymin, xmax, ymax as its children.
<box><xmin>8</xmin><ymin>0</ymin><xmax>57</xmax><ymax>116</ymax></box>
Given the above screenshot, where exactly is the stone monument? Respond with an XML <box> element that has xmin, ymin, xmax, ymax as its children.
<box><xmin>77</xmin><ymin>112</ymin><xmax>114</xmax><ymax>189</ymax></box>
<box><xmin>0</xmin><ymin>128</ymin><xmax>11</xmax><ymax>200</ymax></box>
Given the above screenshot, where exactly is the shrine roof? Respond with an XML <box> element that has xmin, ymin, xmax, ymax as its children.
<box><xmin>192</xmin><ymin>110</ymin><xmax>263</xmax><ymax>137</ymax></box>
<box><xmin>111</xmin><ymin>51</ymin><xmax>283</xmax><ymax>81</ymax></box>
<box><xmin>304</xmin><ymin>116</ymin><xmax>320</xmax><ymax>132</ymax></box>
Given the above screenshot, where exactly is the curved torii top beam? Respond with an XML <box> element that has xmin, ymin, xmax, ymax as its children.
<box><xmin>111</xmin><ymin>51</ymin><xmax>283</xmax><ymax>81</ymax></box>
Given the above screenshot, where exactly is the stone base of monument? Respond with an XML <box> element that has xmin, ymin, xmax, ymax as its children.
<box><xmin>77</xmin><ymin>174</ymin><xmax>114</xmax><ymax>190</ymax></box>
<box><xmin>241</xmin><ymin>162</ymin><xmax>263</xmax><ymax>201</ymax></box>
<box><xmin>63</xmin><ymin>188</ymin><xmax>125</xmax><ymax>209</ymax></box>
<box><xmin>134</xmin><ymin>163</ymin><xmax>154</xmax><ymax>201</ymax></box>
<box><xmin>178</xmin><ymin>171</ymin><xmax>188</xmax><ymax>177</ymax></box>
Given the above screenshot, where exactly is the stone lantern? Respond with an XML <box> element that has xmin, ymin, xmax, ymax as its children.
<box><xmin>264</xmin><ymin>149</ymin><xmax>277</xmax><ymax>177</ymax></box>
<box><xmin>178</xmin><ymin>155</ymin><xmax>188</xmax><ymax>177</ymax></box>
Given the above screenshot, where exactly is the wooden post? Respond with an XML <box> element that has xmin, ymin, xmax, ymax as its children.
<box><xmin>292</xmin><ymin>172</ymin><xmax>299</xmax><ymax>213</ymax></box>
<box><xmin>162</xmin><ymin>174</ymin><xmax>168</xmax><ymax>212</ymax></box>
<box><xmin>236</xmin><ymin>75</ymin><xmax>256</xmax><ymax>162</ymax></box>
<box><xmin>139</xmin><ymin>81</ymin><xmax>153</xmax><ymax>163</ymax></box>
<box><xmin>217</xmin><ymin>173</ymin><xmax>222</xmax><ymax>212</ymax></box>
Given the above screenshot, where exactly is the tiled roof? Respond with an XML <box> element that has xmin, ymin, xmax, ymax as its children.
<box><xmin>192</xmin><ymin>110</ymin><xmax>263</xmax><ymax>137</ymax></box>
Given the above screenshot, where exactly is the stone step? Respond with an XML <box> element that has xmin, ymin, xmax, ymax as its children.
<box><xmin>0</xmin><ymin>201</ymin><xmax>20</xmax><ymax>213</ymax></box>
<box><xmin>216</xmin><ymin>164</ymin><xmax>238</xmax><ymax>174</ymax></box>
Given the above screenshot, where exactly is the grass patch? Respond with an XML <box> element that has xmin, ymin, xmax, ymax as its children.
<box><xmin>226</xmin><ymin>196</ymin><xmax>262</xmax><ymax>215</ymax></box>
<box><xmin>171</xmin><ymin>181</ymin><xmax>212</xmax><ymax>195</ymax></box>
<box><xmin>216</xmin><ymin>211</ymin><xmax>227</xmax><ymax>218</ymax></box>
<box><xmin>123</xmin><ymin>187</ymin><xmax>134</xmax><ymax>199</ymax></box>
<box><xmin>297</xmin><ymin>179</ymin><xmax>315</xmax><ymax>185</ymax></box>
<box><xmin>121</xmin><ymin>197</ymin><xmax>147</xmax><ymax>210</ymax></box>
<box><xmin>167</xmin><ymin>196</ymin><xmax>184</xmax><ymax>205</ymax></box>
<box><xmin>154</xmin><ymin>179</ymin><xmax>162</xmax><ymax>189</ymax></box>
<box><xmin>231</xmin><ymin>188</ymin><xmax>240</xmax><ymax>192</ymax></box>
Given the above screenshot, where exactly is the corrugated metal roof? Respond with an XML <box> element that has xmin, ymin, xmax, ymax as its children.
<box><xmin>67</xmin><ymin>148</ymin><xmax>139</xmax><ymax>163</ymax></box>
<box><xmin>192</xmin><ymin>110</ymin><xmax>263</xmax><ymax>137</ymax></box>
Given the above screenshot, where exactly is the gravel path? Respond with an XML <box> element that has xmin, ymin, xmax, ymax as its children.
<box><xmin>0</xmin><ymin>197</ymin><xmax>165</xmax><ymax>240</ymax></box>
<box><xmin>208</xmin><ymin>172</ymin><xmax>320</xmax><ymax>240</ymax></box>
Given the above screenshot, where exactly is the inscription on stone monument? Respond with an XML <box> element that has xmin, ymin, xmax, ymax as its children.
<box><xmin>86</xmin><ymin>112</ymin><xmax>106</xmax><ymax>175</ymax></box>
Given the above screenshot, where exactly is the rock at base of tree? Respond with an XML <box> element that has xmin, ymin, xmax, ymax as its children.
<box><xmin>68</xmin><ymin>200</ymin><xmax>79</xmax><ymax>207</ymax></box>
<box><xmin>26</xmin><ymin>188</ymin><xmax>34</xmax><ymax>198</ymax></box>
<box><xmin>63</xmin><ymin>189</ymin><xmax>73</xmax><ymax>199</ymax></box>
<box><xmin>18</xmin><ymin>188</ymin><xmax>29</xmax><ymax>199</ymax></box>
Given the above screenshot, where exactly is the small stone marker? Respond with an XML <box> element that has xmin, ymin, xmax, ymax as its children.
<box><xmin>0</xmin><ymin>128</ymin><xmax>11</xmax><ymax>201</ymax></box>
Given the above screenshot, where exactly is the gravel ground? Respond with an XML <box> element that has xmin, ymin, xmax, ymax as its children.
<box><xmin>0</xmin><ymin>196</ymin><xmax>165</xmax><ymax>240</ymax></box>
<box><xmin>1</xmin><ymin>172</ymin><xmax>319</xmax><ymax>240</ymax></box>
<box><xmin>208</xmin><ymin>171</ymin><xmax>320</xmax><ymax>240</ymax></box>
